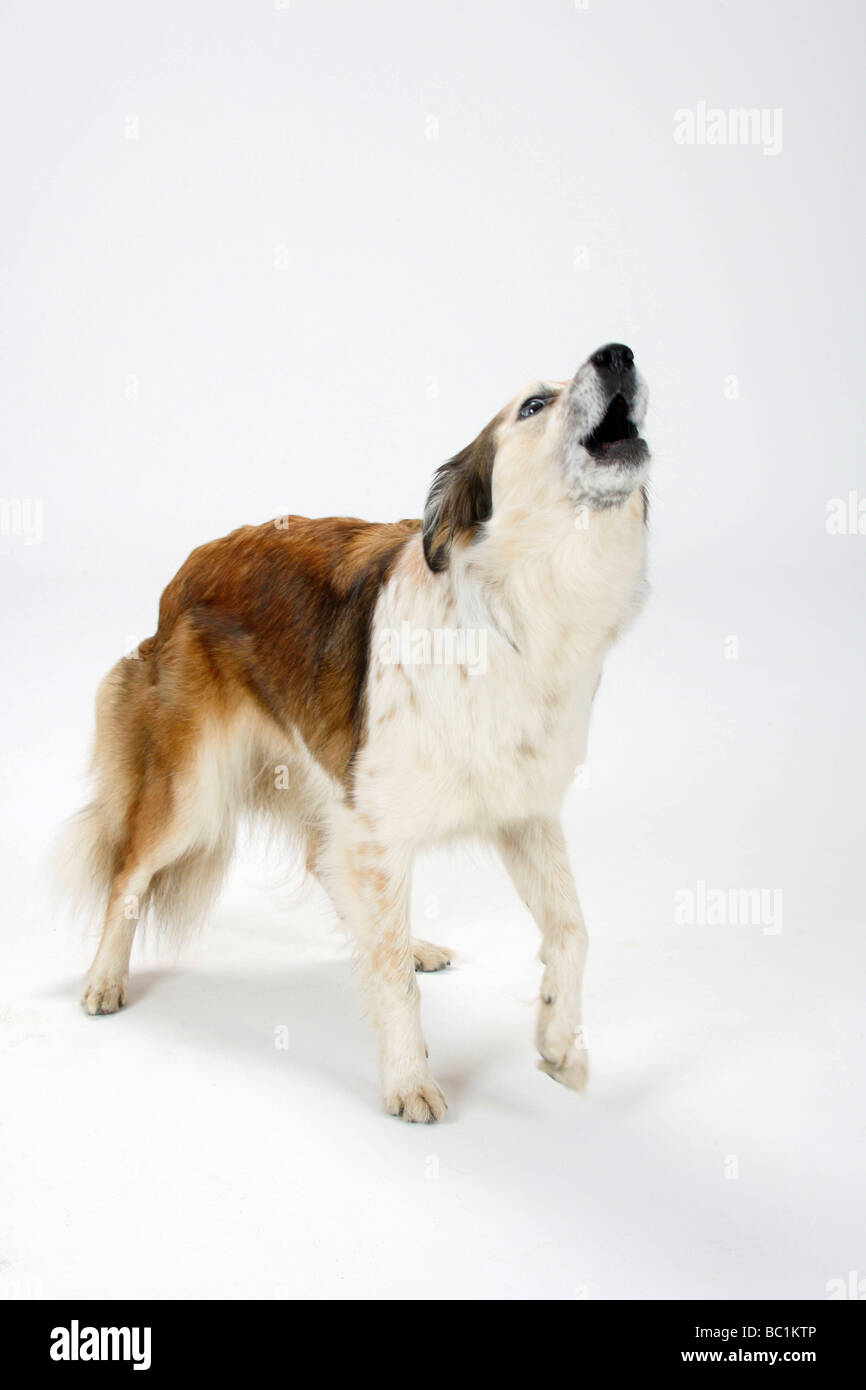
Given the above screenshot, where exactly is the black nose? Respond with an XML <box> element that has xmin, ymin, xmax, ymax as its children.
<box><xmin>591</xmin><ymin>343</ymin><xmax>635</xmax><ymax>379</ymax></box>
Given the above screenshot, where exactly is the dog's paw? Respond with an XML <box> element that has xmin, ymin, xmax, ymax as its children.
<box><xmin>537</xmin><ymin>1001</ymin><xmax>589</xmax><ymax>1092</ymax></box>
<box><xmin>537</xmin><ymin>1048</ymin><xmax>589</xmax><ymax>1093</ymax></box>
<box><xmin>412</xmin><ymin>938</ymin><xmax>453</xmax><ymax>972</ymax></box>
<box><xmin>384</xmin><ymin>1077</ymin><xmax>448</xmax><ymax>1123</ymax></box>
<box><xmin>81</xmin><ymin>972</ymin><xmax>128</xmax><ymax>1016</ymax></box>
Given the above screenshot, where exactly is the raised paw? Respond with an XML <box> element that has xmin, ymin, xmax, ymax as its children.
<box><xmin>384</xmin><ymin>1076</ymin><xmax>448</xmax><ymax>1123</ymax></box>
<box><xmin>412</xmin><ymin>938</ymin><xmax>453</xmax><ymax>972</ymax></box>
<box><xmin>81</xmin><ymin>972</ymin><xmax>128</xmax><ymax>1016</ymax></box>
<box><xmin>537</xmin><ymin>996</ymin><xmax>589</xmax><ymax>1093</ymax></box>
<box><xmin>538</xmin><ymin>1048</ymin><xmax>589</xmax><ymax>1093</ymax></box>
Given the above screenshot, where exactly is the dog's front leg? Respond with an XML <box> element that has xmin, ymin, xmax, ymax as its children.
<box><xmin>497</xmin><ymin>817</ymin><xmax>589</xmax><ymax>1092</ymax></box>
<box><xmin>327</xmin><ymin>815</ymin><xmax>447</xmax><ymax>1123</ymax></box>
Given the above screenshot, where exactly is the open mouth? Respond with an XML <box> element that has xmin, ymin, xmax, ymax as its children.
<box><xmin>581</xmin><ymin>393</ymin><xmax>648</xmax><ymax>466</ymax></box>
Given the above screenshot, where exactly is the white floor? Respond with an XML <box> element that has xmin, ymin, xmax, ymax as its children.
<box><xmin>3</xmin><ymin>565</ymin><xmax>864</xmax><ymax>1301</ymax></box>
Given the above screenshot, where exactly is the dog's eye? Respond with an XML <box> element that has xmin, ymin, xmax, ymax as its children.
<box><xmin>519</xmin><ymin>396</ymin><xmax>547</xmax><ymax>419</ymax></box>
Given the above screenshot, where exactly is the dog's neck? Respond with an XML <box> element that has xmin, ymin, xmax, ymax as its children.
<box><xmin>446</xmin><ymin>484</ymin><xmax>649</xmax><ymax>673</ymax></box>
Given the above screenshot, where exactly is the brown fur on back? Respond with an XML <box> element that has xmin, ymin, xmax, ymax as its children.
<box><xmin>151</xmin><ymin>515</ymin><xmax>421</xmax><ymax>783</ymax></box>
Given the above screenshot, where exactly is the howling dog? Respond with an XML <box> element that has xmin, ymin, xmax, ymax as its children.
<box><xmin>64</xmin><ymin>343</ymin><xmax>651</xmax><ymax>1122</ymax></box>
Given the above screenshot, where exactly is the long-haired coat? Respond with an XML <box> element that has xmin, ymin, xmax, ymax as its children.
<box><xmin>64</xmin><ymin>343</ymin><xmax>651</xmax><ymax>1122</ymax></box>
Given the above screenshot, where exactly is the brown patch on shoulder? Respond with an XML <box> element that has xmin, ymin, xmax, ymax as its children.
<box><xmin>151</xmin><ymin>515</ymin><xmax>421</xmax><ymax>786</ymax></box>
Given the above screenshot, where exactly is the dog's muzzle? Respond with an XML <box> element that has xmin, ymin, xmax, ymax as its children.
<box><xmin>580</xmin><ymin>342</ymin><xmax>648</xmax><ymax>467</ymax></box>
<box><xmin>563</xmin><ymin>343</ymin><xmax>650</xmax><ymax>504</ymax></box>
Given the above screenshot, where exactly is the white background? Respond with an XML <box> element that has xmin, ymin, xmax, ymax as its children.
<box><xmin>2</xmin><ymin>0</ymin><xmax>864</xmax><ymax>1299</ymax></box>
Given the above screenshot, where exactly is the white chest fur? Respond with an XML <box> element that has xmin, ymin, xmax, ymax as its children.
<box><xmin>357</xmin><ymin>492</ymin><xmax>647</xmax><ymax>844</ymax></box>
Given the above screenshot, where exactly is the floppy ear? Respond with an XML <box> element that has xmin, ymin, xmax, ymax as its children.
<box><xmin>422</xmin><ymin>423</ymin><xmax>497</xmax><ymax>572</ymax></box>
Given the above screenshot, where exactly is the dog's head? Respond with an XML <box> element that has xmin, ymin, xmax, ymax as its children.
<box><xmin>423</xmin><ymin>343</ymin><xmax>650</xmax><ymax>571</ymax></box>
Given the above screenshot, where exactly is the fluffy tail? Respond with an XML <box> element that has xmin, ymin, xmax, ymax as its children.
<box><xmin>53</xmin><ymin>798</ymin><xmax>122</xmax><ymax>931</ymax></box>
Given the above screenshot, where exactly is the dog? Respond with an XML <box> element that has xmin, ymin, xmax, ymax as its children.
<box><xmin>62</xmin><ymin>342</ymin><xmax>651</xmax><ymax>1122</ymax></box>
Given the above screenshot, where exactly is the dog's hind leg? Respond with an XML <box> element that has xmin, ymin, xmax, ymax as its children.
<box><xmin>81</xmin><ymin>859</ymin><xmax>153</xmax><ymax>1015</ymax></box>
<box><xmin>81</xmin><ymin>740</ymin><xmax>232</xmax><ymax>1014</ymax></box>
<box><xmin>81</xmin><ymin>788</ymin><xmax>184</xmax><ymax>1015</ymax></box>
<box><xmin>81</xmin><ymin>806</ymin><xmax>228</xmax><ymax>1015</ymax></box>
